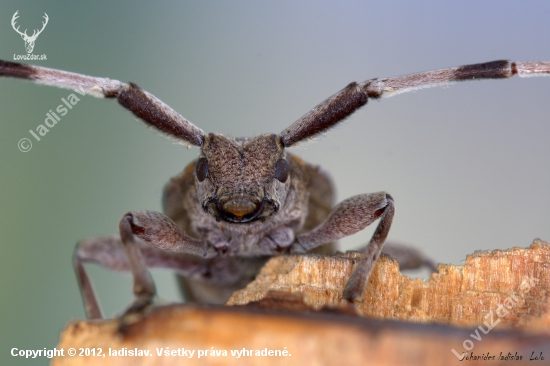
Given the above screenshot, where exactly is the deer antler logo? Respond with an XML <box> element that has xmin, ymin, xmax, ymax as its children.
<box><xmin>11</xmin><ymin>11</ymin><xmax>49</xmax><ymax>54</ymax></box>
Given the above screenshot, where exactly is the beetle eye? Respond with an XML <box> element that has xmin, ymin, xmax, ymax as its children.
<box><xmin>196</xmin><ymin>158</ymin><xmax>209</xmax><ymax>182</ymax></box>
<box><xmin>274</xmin><ymin>158</ymin><xmax>289</xmax><ymax>183</ymax></box>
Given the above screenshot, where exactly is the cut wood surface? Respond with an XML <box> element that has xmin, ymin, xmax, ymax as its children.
<box><xmin>53</xmin><ymin>240</ymin><xmax>550</xmax><ymax>366</ymax></box>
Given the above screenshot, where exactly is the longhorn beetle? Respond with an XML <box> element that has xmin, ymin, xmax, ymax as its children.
<box><xmin>1</xmin><ymin>59</ymin><xmax>549</xmax><ymax>319</ymax></box>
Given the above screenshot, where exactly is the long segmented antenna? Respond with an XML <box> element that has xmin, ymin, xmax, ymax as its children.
<box><xmin>1</xmin><ymin>59</ymin><xmax>548</xmax><ymax>148</ymax></box>
<box><xmin>280</xmin><ymin>60</ymin><xmax>550</xmax><ymax>147</ymax></box>
<box><xmin>0</xmin><ymin>60</ymin><xmax>205</xmax><ymax>147</ymax></box>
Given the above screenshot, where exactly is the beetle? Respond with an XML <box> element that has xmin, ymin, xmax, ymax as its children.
<box><xmin>1</xmin><ymin>59</ymin><xmax>548</xmax><ymax>320</ymax></box>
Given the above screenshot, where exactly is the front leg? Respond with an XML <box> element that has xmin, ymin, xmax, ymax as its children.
<box><xmin>118</xmin><ymin>210</ymin><xmax>221</xmax><ymax>313</ymax></box>
<box><xmin>293</xmin><ymin>192</ymin><xmax>395</xmax><ymax>301</ymax></box>
<box><xmin>74</xmin><ymin>210</ymin><xmax>218</xmax><ymax>319</ymax></box>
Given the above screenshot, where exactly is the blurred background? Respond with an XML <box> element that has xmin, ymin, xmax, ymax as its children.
<box><xmin>0</xmin><ymin>1</ymin><xmax>549</xmax><ymax>364</ymax></box>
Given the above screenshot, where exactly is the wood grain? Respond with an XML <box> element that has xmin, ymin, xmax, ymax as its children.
<box><xmin>53</xmin><ymin>240</ymin><xmax>550</xmax><ymax>365</ymax></box>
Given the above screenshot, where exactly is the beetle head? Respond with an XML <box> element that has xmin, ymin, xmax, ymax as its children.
<box><xmin>195</xmin><ymin>133</ymin><xmax>289</xmax><ymax>224</ymax></box>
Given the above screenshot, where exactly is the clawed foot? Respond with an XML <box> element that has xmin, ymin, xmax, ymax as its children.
<box><xmin>116</xmin><ymin>296</ymin><xmax>158</xmax><ymax>335</ymax></box>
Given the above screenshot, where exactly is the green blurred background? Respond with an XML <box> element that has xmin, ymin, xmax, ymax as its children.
<box><xmin>1</xmin><ymin>1</ymin><xmax>549</xmax><ymax>364</ymax></box>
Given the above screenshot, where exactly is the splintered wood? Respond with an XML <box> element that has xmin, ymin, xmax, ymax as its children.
<box><xmin>53</xmin><ymin>241</ymin><xmax>550</xmax><ymax>366</ymax></box>
<box><xmin>227</xmin><ymin>240</ymin><xmax>550</xmax><ymax>332</ymax></box>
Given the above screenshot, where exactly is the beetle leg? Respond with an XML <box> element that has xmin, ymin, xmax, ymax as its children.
<box><xmin>294</xmin><ymin>192</ymin><xmax>394</xmax><ymax>301</ymax></box>
<box><xmin>73</xmin><ymin>211</ymin><xmax>218</xmax><ymax>319</ymax></box>
<box><xmin>381</xmin><ymin>241</ymin><xmax>438</xmax><ymax>272</ymax></box>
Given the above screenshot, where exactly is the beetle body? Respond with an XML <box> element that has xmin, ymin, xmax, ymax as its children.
<box><xmin>164</xmin><ymin>133</ymin><xmax>335</xmax><ymax>302</ymax></box>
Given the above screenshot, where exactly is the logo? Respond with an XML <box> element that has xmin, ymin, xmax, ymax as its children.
<box><xmin>11</xmin><ymin>11</ymin><xmax>48</xmax><ymax>61</ymax></box>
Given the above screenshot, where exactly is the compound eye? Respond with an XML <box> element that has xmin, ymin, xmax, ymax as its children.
<box><xmin>196</xmin><ymin>158</ymin><xmax>209</xmax><ymax>182</ymax></box>
<box><xmin>274</xmin><ymin>158</ymin><xmax>289</xmax><ymax>183</ymax></box>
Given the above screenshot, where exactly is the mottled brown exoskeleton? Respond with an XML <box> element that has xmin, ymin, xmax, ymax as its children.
<box><xmin>1</xmin><ymin>59</ymin><xmax>549</xmax><ymax>319</ymax></box>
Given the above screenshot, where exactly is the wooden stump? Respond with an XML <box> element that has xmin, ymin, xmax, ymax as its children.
<box><xmin>53</xmin><ymin>240</ymin><xmax>550</xmax><ymax>366</ymax></box>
